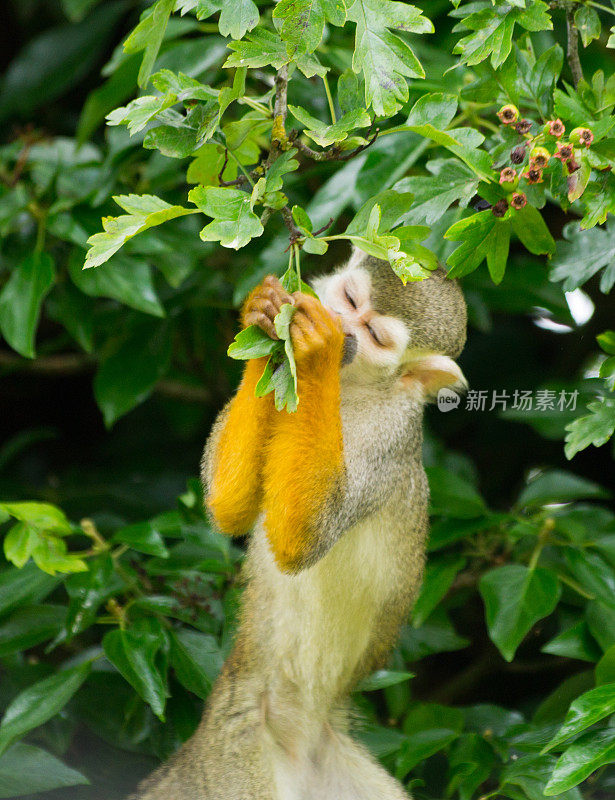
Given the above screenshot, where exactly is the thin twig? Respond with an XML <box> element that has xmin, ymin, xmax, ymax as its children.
<box><xmin>274</xmin><ymin>65</ymin><xmax>289</xmax><ymax>130</ymax></box>
<box><xmin>566</xmin><ymin>6</ymin><xmax>584</xmax><ymax>87</ymax></box>
<box><xmin>280</xmin><ymin>206</ymin><xmax>302</xmax><ymax>246</ymax></box>
<box><xmin>291</xmin><ymin>125</ymin><xmax>379</xmax><ymax>163</ymax></box>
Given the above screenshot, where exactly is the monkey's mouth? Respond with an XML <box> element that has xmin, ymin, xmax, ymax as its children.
<box><xmin>341</xmin><ymin>333</ymin><xmax>358</xmax><ymax>366</ymax></box>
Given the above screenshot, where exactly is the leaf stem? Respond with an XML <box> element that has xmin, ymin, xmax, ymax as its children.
<box><xmin>322</xmin><ymin>75</ymin><xmax>336</xmax><ymax>124</ymax></box>
<box><xmin>293</xmin><ymin>243</ymin><xmax>301</xmax><ymax>284</ymax></box>
<box><xmin>226</xmin><ymin>148</ymin><xmax>255</xmax><ymax>187</ymax></box>
<box><xmin>240</xmin><ymin>96</ymin><xmax>271</xmax><ymax>116</ymax></box>
<box><xmin>586</xmin><ymin>0</ymin><xmax>615</xmax><ymax>17</ymax></box>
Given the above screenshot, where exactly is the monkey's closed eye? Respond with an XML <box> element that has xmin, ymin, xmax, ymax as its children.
<box><xmin>366</xmin><ymin>323</ymin><xmax>382</xmax><ymax>346</ymax></box>
<box><xmin>344</xmin><ymin>288</ymin><xmax>357</xmax><ymax>309</ymax></box>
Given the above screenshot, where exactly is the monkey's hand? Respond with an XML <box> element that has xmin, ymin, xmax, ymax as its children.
<box><xmin>241</xmin><ymin>275</ymin><xmax>293</xmax><ymax>339</ymax></box>
<box><xmin>289</xmin><ymin>294</ymin><xmax>344</xmax><ymax>369</ymax></box>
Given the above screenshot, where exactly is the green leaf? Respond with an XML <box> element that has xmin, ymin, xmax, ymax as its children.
<box><xmin>545</xmin><ymin>683</ymin><xmax>615</xmax><ymax>752</ymax></box>
<box><xmin>0</xmin><ymin>254</ymin><xmax>55</xmax><ymax>359</ymax></box>
<box><xmin>597</xmin><ymin>331</ymin><xmax>615</xmax><ymax>356</ymax></box>
<box><xmin>31</xmin><ymin>537</ymin><xmax>88</xmax><ymax>576</ymax></box>
<box><xmin>107</xmin><ymin>93</ymin><xmax>178</xmax><ymax>135</ymax></box>
<box><xmin>0</xmin><ymin>501</ymin><xmax>72</xmax><ymax>535</ymax></box>
<box><xmin>123</xmin><ymin>0</ymin><xmax>175</xmax><ymax>88</ymax></box>
<box><xmin>426</xmin><ymin>467</ymin><xmax>486</xmax><ymax>519</ymax></box>
<box><xmin>189</xmin><ymin>186</ymin><xmax>264</xmax><ymax>249</ymax></box>
<box><xmin>170</xmin><ymin>630</ymin><xmax>223</xmax><ymax>699</ymax></box>
<box><xmin>0</xmin><ymin>663</ymin><xmax>91</xmax><ymax>756</ymax></box>
<box><xmin>0</xmin><ymin>564</ymin><xmax>58</xmax><ymax>617</ymax></box>
<box><xmin>3</xmin><ymin>524</ymin><xmax>39</xmax><ymax>569</ymax></box>
<box><xmin>288</xmin><ymin>106</ymin><xmax>370</xmax><ymax>147</ymax></box>
<box><xmin>0</xmin><ymin>743</ymin><xmax>88</xmax><ymax>797</ymax></box>
<box><xmin>510</xmin><ymin>204</ymin><xmax>556</xmax><ymax>256</ymax></box>
<box><xmin>565</xmin><ymin>398</ymin><xmax>615</xmax><ymax>458</ymax></box>
<box><xmin>545</xmin><ymin>728</ymin><xmax>615</xmax><ymax>795</ymax></box>
<box><xmin>0</xmin><ymin>605</ymin><xmax>66</xmax><ymax>656</ymax></box>
<box><xmin>541</xmin><ymin>621</ymin><xmax>602</xmax><ymax>663</ymax></box>
<box><xmin>265</xmin><ymin>149</ymin><xmax>299</xmax><ymax>193</ymax></box>
<box><xmin>84</xmin><ymin>194</ymin><xmax>197</xmax><ymax>269</ymax></box>
<box><xmin>517</xmin><ymin>470</ymin><xmax>609</xmax><ymax>508</ymax></box>
<box><xmin>273</xmin><ymin>0</ymin><xmax>346</xmax><ymax>55</ymax></box>
<box><xmin>70</xmin><ymin>252</ymin><xmax>165</xmax><ymax>318</ymax></box>
<box><xmin>224</xmin><ymin>28</ymin><xmax>327</xmax><ymax>79</ymax></box>
<box><xmin>347</xmin><ymin>189</ymin><xmax>415</xmax><ymax>235</ymax></box>
<box><xmin>412</xmin><ymin>556</ymin><xmax>466</xmax><ymax>627</ymax></box>
<box><xmin>479</xmin><ymin>565</ymin><xmax>561</xmax><ymax>661</ymax></box>
<box><xmin>396</xmin><ymin>704</ymin><xmax>463</xmax><ymax>777</ymax></box>
<box><xmin>550</xmin><ymin>222</ymin><xmax>615</xmax><ymax>293</ymax></box>
<box><xmin>445</xmin><ymin>211</ymin><xmax>510</xmax><ymax>280</ymax></box>
<box><xmin>453</xmin><ymin>1</ymin><xmax>552</xmax><ymax>68</ymax></box>
<box><xmin>228</xmin><ymin>325</ymin><xmax>279</xmax><ymax>360</ymax></box>
<box><xmin>219</xmin><ymin>0</ymin><xmax>259</xmax><ymax>39</ymax></box>
<box><xmin>396</xmin><ymin>159</ymin><xmax>479</xmax><ymax>226</ymax></box>
<box><xmin>347</xmin><ymin>0</ymin><xmax>432</xmax><ymax>116</ymax></box>
<box><xmin>574</xmin><ymin>6</ymin><xmax>601</xmax><ymax>48</ymax></box>
<box><xmin>103</xmin><ymin>629</ymin><xmax>168</xmax><ymax>719</ymax></box>
<box><xmin>113</xmin><ymin>521</ymin><xmax>169</xmax><ymax>557</ymax></box>
<box><xmin>94</xmin><ymin>319</ymin><xmax>172</xmax><ymax>426</ymax></box>
<box><xmin>355</xmin><ymin>670</ymin><xmax>413</xmax><ymax>692</ymax></box>
<box><xmin>63</xmin><ymin>555</ymin><xmax>121</xmax><ymax>641</ymax></box>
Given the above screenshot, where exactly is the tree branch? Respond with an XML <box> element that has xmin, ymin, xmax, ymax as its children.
<box><xmin>0</xmin><ymin>350</ymin><xmax>210</xmax><ymax>402</ymax></box>
<box><xmin>566</xmin><ymin>6</ymin><xmax>584</xmax><ymax>87</ymax></box>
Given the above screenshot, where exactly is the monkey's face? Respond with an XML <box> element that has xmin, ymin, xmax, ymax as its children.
<box><xmin>311</xmin><ymin>253</ymin><xmax>468</xmax><ymax>396</ymax></box>
<box><xmin>311</xmin><ymin>265</ymin><xmax>411</xmax><ymax>373</ymax></box>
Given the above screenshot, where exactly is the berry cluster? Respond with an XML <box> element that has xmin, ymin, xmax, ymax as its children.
<box><xmin>491</xmin><ymin>104</ymin><xmax>593</xmax><ymax>217</ymax></box>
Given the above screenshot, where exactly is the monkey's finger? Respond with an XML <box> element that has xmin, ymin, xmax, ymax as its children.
<box><xmin>266</xmin><ymin>286</ymin><xmax>293</xmax><ymax>314</ymax></box>
<box><xmin>244</xmin><ymin>312</ymin><xmax>278</xmax><ymax>340</ymax></box>
<box><xmin>250</xmin><ymin>297</ymin><xmax>278</xmax><ymax>321</ymax></box>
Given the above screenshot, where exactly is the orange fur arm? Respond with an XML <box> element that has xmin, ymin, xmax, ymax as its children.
<box><xmin>262</xmin><ymin>306</ymin><xmax>345</xmax><ymax>572</ymax></box>
<box><xmin>206</xmin><ymin>358</ymin><xmax>274</xmax><ymax>536</ymax></box>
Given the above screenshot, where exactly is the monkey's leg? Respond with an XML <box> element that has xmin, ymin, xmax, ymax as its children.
<box><xmin>308</xmin><ymin>726</ymin><xmax>412</xmax><ymax>800</ymax></box>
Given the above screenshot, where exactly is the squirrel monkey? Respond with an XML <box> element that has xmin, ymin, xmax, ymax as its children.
<box><xmin>131</xmin><ymin>251</ymin><xmax>467</xmax><ymax>800</ymax></box>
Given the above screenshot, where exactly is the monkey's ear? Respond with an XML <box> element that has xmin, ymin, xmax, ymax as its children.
<box><xmin>401</xmin><ymin>354</ymin><xmax>467</xmax><ymax>401</ymax></box>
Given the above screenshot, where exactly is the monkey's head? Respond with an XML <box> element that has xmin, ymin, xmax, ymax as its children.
<box><xmin>311</xmin><ymin>250</ymin><xmax>467</xmax><ymax>399</ymax></box>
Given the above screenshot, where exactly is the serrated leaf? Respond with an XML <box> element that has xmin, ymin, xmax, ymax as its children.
<box><xmin>223</xmin><ymin>28</ymin><xmax>327</xmax><ymax>78</ymax></box>
<box><xmin>565</xmin><ymin>398</ymin><xmax>615</xmax><ymax>458</ymax></box>
<box><xmin>479</xmin><ymin>565</ymin><xmax>561</xmax><ymax>661</ymax></box>
<box><xmin>228</xmin><ymin>325</ymin><xmax>280</xmax><ymax>360</ymax></box>
<box><xmin>550</xmin><ymin>222</ymin><xmax>615</xmax><ymax>293</ymax></box>
<box><xmin>396</xmin><ymin>159</ymin><xmax>479</xmax><ymax>225</ymax></box>
<box><xmin>123</xmin><ymin>0</ymin><xmax>175</xmax><ymax>88</ymax></box>
<box><xmin>289</xmin><ymin>106</ymin><xmax>370</xmax><ymax>147</ymax></box>
<box><xmin>84</xmin><ymin>194</ymin><xmax>197</xmax><ymax>269</ymax></box>
<box><xmin>189</xmin><ymin>186</ymin><xmax>264</xmax><ymax>249</ymax></box>
<box><xmin>273</xmin><ymin>0</ymin><xmax>346</xmax><ymax>55</ymax></box>
<box><xmin>347</xmin><ymin>0</ymin><xmax>432</xmax><ymax>116</ymax></box>
<box><xmin>0</xmin><ymin>254</ymin><xmax>55</xmax><ymax>359</ymax></box>
<box><xmin>219</xmin><ymin>0</ymin><xmax>259</xmax><ymax>39</ymax></box>
<box><xmin>453</xmin><ymin>1</ymin><xmax>552</xmax><ymax>68</ymax></box>
<box><xmin>265</xmin><ymin>149</ymin><xmax>299</xmax><ymax>193</ymax></box>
